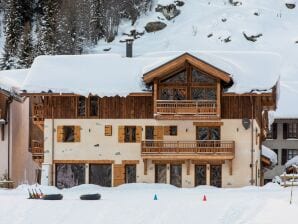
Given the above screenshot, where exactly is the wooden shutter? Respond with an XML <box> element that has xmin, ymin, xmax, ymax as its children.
<box><xmin>136</xmin><ymin>126</ymin><xmax>142</xmax><ymax>143</ymax></box>
<box><xmin>113</xmin><ymin>164</ymin><xmax>124</xmax><ymax>186</ymax></box>
<box><xmin>74</xmin><ymin>126</ymin><xmax>81</xmax><ymax>142</ymax></box>
<box><xmin>118</xmin><ymin>126</ymin><xmax>125</xmax><ymax>143</ymax></box>
<box><xmin>164</xmin><ymin>126</ymin><xmax>170</xmax><ymax>135</ymax></box>
<box><xmin>105</xmin><ymin>125</ymin><xmax>112</xmax><ymax>136</ymax></box>
<box><xmin>154</xmin><ymin>126</ymin><xmax>164</xmax><ymax>140</ymax></box>
<box><xmin>283</xmin><ymin>123</ymin><xmax>288</xmax><ymax>139</ymax></box>
<box><xmin>57</xmin><ymin>126</ymin><xmax>64</xmax><ymax>142</ymax></box>
<box><xmin>272</xmin><ymin>123</ymin><xmax>277</xmax><ymax>139</ymax></box>
<box><xmin>281</xmin><ymin>149</ymin><xmax>288</xmax><ymax>165</ymax></box>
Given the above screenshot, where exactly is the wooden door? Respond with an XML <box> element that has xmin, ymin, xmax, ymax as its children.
<box><xmin>210</xmin><ymin>165</ymin><xmax>222</xmax><ymax>188</ymax></box>
<box><xmin>170</xmin><ymin>165</ymin><xmax>182</xmax><ymax>187</ymax></box>
<box><xmin>113</xmin><ymin>164</ymin><xmax>124</xmax><ymax>186</ymax></box>
<box><xmin>195</xmin><ymin>165</ymin><xmax>207</xmax><ymax>186</ymax></box>
<box><xmin>155</xmin><ymin>164</ymin><xmax>167</xmax><ymax>183</ymax></box>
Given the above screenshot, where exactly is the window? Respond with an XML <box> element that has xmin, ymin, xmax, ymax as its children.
<box><xmin>89</xmin><ymin>164</ymin><xmax>112</xmax><ymax>187</ymax></box>
<box><xmin>56</xmin><ymin>164</ymin><xmax>85</xmax><ymax>189</ymax></box>
<box><xmin>192</xmin><ymin>69</ymin><xmax>216</xmax><ymax>83</ymax></box>
<box><xmin>288</xmin><ymin>123</ymin><xmax>297</xmax><ymax>138</ymax></box>
<box><xmin>191</xmin><ymin>87</ymin><xmax>216</xmax><ymax>100</ymax></box>
<box><xmin>267</xmin><ymin>123</ymin><xmax>277</xmax><ymax>139</ymax></box>
<box><xmin>57</xmin><ymin>126</ymin><xmax>80</xmax><ymax>143</ymax></box>
<box><xmin>89</xmin><ymin>96</ymin><xmax>98</xmax><ymax>117</ymax></box>
<box><xmin>125</xmin><ymin>165</ymin><xmax>136</xmax><ymax>183</ymax></box>
<box><xmin>160</xmin><ymin>88</ymin><xmax>186</xmax><ymax>100</ymax></box>
<box><xmin>282</xmin><ymin>149</ymin><xmax>298</xmax><ymax>165</ymax></box>
<box><xmin>77</xmin><ymin>96</ymin><xmax>86</xmax><ymax>117</ymax></box>
<box><xmin>273</xmin><ymin>149</ymin><xmax>279</xmax><ymax>165</ymax></box>
<box><xmin>196</xmin><ymin>127</ymin><xmax>220</xmax><ymax>140</ymax></box>
<box><xmin>145</xmin><ymin>126</ymin><xmax>154</xmax><ymax>140</ymax></box>
<box><xmin>118</xmin><ymin>126</ymin><xmax>142</xmax><ymax>143</ymax></box>
<box><xmin>161</xmin><ymin>70</ymin><xmax>187</xmax><ymax>84</ymax></box>
<box><xmin>164</xmin><ymin>126</ymin><xmax>177</xmax><ymax>136</ymax></box>
<box><xmin>283</xmin><ymin>123</ymin><xmax>298</xmax><ymax>139</ymax></box>
<box><xmin>125</xmin><ymin>126</ymin><xmax>136</xmax><ymax>143</ymax></box>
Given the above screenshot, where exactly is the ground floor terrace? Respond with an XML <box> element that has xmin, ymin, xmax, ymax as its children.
<box><xmin>0</xmin><ymin>183</ymin><xmax>297</xmax><ymax>224</ymax></box>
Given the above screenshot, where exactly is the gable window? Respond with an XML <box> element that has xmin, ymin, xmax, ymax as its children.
<box><xmin>196</xmin><ymin>127</ymin><xmax>220</xmax><ymax>140</ymax></box>
<box><xmin>57</xmin><ymin>126</ymin><xmax>81</xmax><ymax>143</ymax></box>
<box><xmin>192</xmin><ymin>69</ymin><xmax>216</xmax><ymax>83</ymax></box>
<box><xmin>77</xmin><ymin>96</ymin><xmax>86</xmax><ymax>117</ymax></box>
<box><xmin>89</xmin><ymin>96</ymin><xmax>98</xmax><ymax>117</ymax></box>
<box><xmin>160</xmin><ymin>70</ymin><xmax>187</xmax><ymax>84</ymax></box>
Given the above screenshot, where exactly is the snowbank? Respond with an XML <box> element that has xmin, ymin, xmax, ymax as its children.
<box><xmin>262</xmin><ymin>145</ymin><xmax>278</xmax><ymax>166</ymax></box>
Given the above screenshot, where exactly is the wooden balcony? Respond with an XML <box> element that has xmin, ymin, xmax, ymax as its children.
<box><xmin>155</xmin><ymin>100</ymin><xmax>218</xmax><ymax>119</ymax></box>
<box><xmin>141</xmin><ymin>140</ymin><xmax>235</xmax><ymax>160</ymax></box>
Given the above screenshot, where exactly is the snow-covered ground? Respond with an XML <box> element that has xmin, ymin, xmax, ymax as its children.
<box><xmin>0</xmin><ymin>183</ymin><xmax>297</xmax><ymax>224</ymax></box>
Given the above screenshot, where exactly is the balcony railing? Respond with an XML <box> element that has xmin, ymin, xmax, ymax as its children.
<box><xmin>31</xmin><ymin>140</ymin><xmax>44</xmax><ymax>157</ymax></box>
<box><xmin>156</xmin><ymin>100</ymin><xmax>217</xmax><ymax>116</ymax></box>
<box><xmin>141</xmin><ymin>140</ymin><xmax>235</xmax><ymax>159</ymax></box>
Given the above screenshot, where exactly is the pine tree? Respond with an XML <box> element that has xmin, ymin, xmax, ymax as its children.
<box><xmin>36</xmin><ymin>0</ymin><xmax>60</xmax><ymax>55</ymax></box>
<box><xmin>0</xmin><ymin>0</ymin><xmax>23</xmax><ymax>69</ymax></box>
<box><xmin>17</xmin><ymin>22</ymin><xmax>34</xmax><ymax>68</ymax></box>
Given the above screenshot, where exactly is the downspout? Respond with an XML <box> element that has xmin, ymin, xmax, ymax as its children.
<box><xmin>250</xmin><ymin>96</ymin><xmax>254</xmax><ymax>185</ymax></box>
<box><xmin>5</xmin><ymin>96</ymin><xmax>13</xmax><ymax>180</ymax></box>
<box><xmin>51</xmin><ymin>97</ymin><xmax>55</xmax><ymax>186</ymax></box>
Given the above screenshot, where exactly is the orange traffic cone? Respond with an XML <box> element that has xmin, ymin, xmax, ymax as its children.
<box><xmin>203</xmin><ymin>195</ymin><xmax>207</xmax><ymax>201</ymax></box>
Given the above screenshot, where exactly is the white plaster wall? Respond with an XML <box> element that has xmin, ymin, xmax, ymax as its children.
<box><xmin>0</xmin><ymin>125</ymin><xmax>8</xmax><ymax>179</ymax></box>
<box><xmin>43</xmin><ymin>119</ymin><xmax>261</xmax><ymax>188</ymax></box>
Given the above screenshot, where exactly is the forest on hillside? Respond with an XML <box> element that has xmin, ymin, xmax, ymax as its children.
<box><xmin>0</xmin><ymin>0</ymin><xmax>153</xmax><ymax>70</ymax></box>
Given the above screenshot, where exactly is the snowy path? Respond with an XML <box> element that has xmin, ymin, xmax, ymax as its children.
<box><xmin>0</xmin><ymin>184</ymin><xmax>297</xmax><ymax>224</ymax></box>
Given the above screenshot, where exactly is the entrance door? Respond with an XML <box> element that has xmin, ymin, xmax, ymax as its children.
<box><xmin>210</xmin><ymin>165</ymin><xmax>222</xmax><ymax>188</ymax></box>
<box><xmin>125</xmin><ymin>165</ymin><xmax>136</xmax><ymax>183</ymax></box>
<box><xmin>170</xmin><ymin>164</ymin><xmax>182</xmax><ymax>187</ymax></box>
<box><xmin>195</xmin><ymin>165</ymin><xmax>207</xmax><ymax>186</ymax></box>
<box><xmin>89</xmin><ymin>164</ymin><xmax>112</xmax><ymax>187</ymax></box>
<box><xmin>155</xmin><ymin>164</ymin><xmax>167</xmax><ymax>183</ymax></box>
<box><xmin>55</xmin><ymin>164</ymin><xmax>85</xmax><ymax>189</ymax></box>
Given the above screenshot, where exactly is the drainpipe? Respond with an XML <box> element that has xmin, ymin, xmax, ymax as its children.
<box><xmin>5</xmin><ymin>96</ymin><xmax>13</xmax><ymax>180</ymax></box>
<box><xmin>250</xmin><ymin>96</ymin><xmax>254</xmax><ymax>185</ymax></box>
<box><xmin>51</xmin><ymin>99</ymin><xmax>55</xmax><ymax>186</ymax></box>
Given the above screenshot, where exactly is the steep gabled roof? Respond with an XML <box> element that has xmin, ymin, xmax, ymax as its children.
<box><xmin>143</xmin><ymin>53</ymin><xmax>231</xmax><ymax>83</ymax></box>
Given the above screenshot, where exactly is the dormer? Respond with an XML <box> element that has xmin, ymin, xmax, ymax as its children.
<box><xmin>143</xmin><ymin>53</ymin><xmax>232</xmax><ymax>120</ymax></box>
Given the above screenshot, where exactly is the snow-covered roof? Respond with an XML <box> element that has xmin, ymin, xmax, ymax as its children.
<box><xmin>262</xmin><ymin>145</ymin><xmax>277</xmax><ymax>166</ymax></box>
<box><xmin>0</xmin><ymin>69</ymin><xmax>29</xmax><ymax>93</ymax></box>
<box><xmin>21</xmin><ymin>51</ymin><xmax>280</xmax><ymax>97</ymax></box>
<box><xmin>285</xmin><ymin>156</ymin><xmax>298</xmax><ymax>169</ymax></box>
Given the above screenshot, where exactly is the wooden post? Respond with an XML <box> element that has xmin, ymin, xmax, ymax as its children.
<box><xmin>228</xmin><ymin>160</ymin><xmax>233</xmax><ymax>175</ymax></box>
<box><xmin>144</xmin><ymin>159</ymin><xmax>148</xmax><ymax>175</ymax></box>
<box><xmin>216</xmin><ymin>80</ymin><xmax>221</xmax><ymax>118</ymax></box>
<box><xmin>153</xmin><ymin>80</ymin><xmax>158</xmax><ymax>116</ymax></box>
<box><xmin>186</xmin><ymin>160</ymin><xmax>190</xmax><ymax>175</ymax></box>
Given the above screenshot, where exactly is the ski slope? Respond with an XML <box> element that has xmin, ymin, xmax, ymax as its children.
<box><xmin>0</xmin><ymin>183</ymin><xmax>297</xmax><ymax>224</ymax></box>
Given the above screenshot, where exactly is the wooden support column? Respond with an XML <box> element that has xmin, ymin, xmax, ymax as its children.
<box><xmin>228</xmin><ymin>160</ymin><xmax>233</xmax><ymax>175</ymax></box>
<box><xmin>143</xmin><ymin>159</ymin><xmax>148</xmax><ymax>175</ymax></box>
<box><xmin>186</xmin><ymin>160</ymin><xmax>190</xmax><ymax>175</ymax></box>
<box><xmin>153</xmin><ymin>80</ymin><xmax>158</xmax><ymax>116</ymax></box>
<box><xmin>216</xmin><ymin>80</ymin><xmax>221</xmax><ymax>118</ymax></box>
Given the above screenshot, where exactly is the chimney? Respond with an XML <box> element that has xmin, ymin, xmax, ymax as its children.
<box><xmin>126</xmin><ymin>39</ymin><xmax>133</xmax><ymax>58</ymax></box>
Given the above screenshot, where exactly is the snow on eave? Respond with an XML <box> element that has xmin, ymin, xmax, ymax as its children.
<box><xmin>285</xmin><ymin>156</ymin><xmax>298</xmax><ymax>169</ymax></box>
<box><xmin>262</xmin><ymin>145</ymin><xmax>277</xmax><ymax>167</ymax></box>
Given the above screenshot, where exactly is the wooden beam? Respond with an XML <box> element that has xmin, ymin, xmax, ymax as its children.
<box><xmin>186</xmin><ymin>160</ymin><xmax>190</xmax><ymax>175</ymax></box>
<box><xmin>53</xmin><ymin>160</ymin><xmax>114</xmax><ymax>164</ymax></box>
<box><xmin>191</xmin><ymin>160</ymin><xmax>225</xmax><ymax>165</ymax></box>
<box><xmin>153</xmin><ymin>80</ymin><xmax>158</xmax><ymax>115</ymax></box>
<box><xmin>152</xmin><ymin>160</ymin><xmax>185</xmax><ymax>164</ymax></box>
<box><xmin>228</xmin><ymin>160</ymin><xmax>233</xmax><ymax>175</ymax></box>
<box><xmin>128</xmin><ymin>92</ymin><xmax>152</xmax><ymax>97</ymax></box>
<box><xmin>217</xmin><ymin>80</ymin><xmax>221</xmax><ymax>118</ymax></box>
<box><xmin>143</xmin><ymin>159</ymin><xmax>148</xmax><ymax>175</ymax></box>
<box><xmin>122</xmin><ymin>160</ymin><xmax>140</xmax><ymax>165</ymax></box>
<box><xmin>193</xmin><ymin>121</ymin><xmax>223</xmax><ymax>126</ymax></box>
